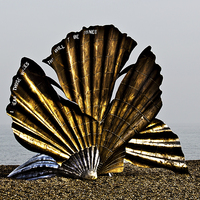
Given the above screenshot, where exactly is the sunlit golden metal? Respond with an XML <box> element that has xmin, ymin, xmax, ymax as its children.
<box><xmin>7</xmin><ymin>25</ymin><xmax>188</xmax><ymax>180</ymax></box>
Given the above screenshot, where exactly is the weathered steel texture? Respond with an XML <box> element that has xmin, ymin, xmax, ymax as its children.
<box><xmin>7</xmin><ymin>25</ymin><xmax>188</xmax><ymax>180</ymax></box>
<box><xmin>43</xmin><ymin>25</ymin><xmax>137</xmax><ymax>122</ymax></box>
<box><xmin>7</xmin><ymin>154</ymin><xmax>59</xmax><ymax>180</ymax></box>
<box><xmin>125</xmin><ymin>119</ymin><xmax>188</xmax><ymax>173</ymax></box>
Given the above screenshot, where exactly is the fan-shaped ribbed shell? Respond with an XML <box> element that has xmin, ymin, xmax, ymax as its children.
<box><xmin>7</xmin><ymin>154</ymin><xmax>59</xmax><ymax>180</ymax></box>
<box><xmin>125</xmin><ymin>119</ymin><xmax>188</xmax><ymax>173</ymax></box>
<box><xmin>6</xmin><ymin>25</ymin><xmax>188</xmax><ymax>179</ymax></box>
<box><xmin>43</xmin><ymin>25</ymin><xmax>137</xmax><ymax>122</ymax></box>
<box><xmin>7</xmin><ymin>58</ymin><xmax>99</xmax><ymax>161</ymax></box>
<box><xmin>61</xmin><ymin>146</ymin><xmax>100</xmax><ymax>179</ymax></box>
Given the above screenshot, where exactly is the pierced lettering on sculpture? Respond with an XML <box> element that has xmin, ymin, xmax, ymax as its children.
<box><xmin>11</xmin><ymin>96</ymin><xmax>17</xmax><ymax>106</ymax></box>
<box><xmin>73</xmin><ymin>34</ymin><xmax>79</xmax><ymax>39</ymax></box>
<box><xmin>47</xmin><ymin>57</ymin><xmax>54</xmax><ymax>65</ymax></box>
<box><xmin>54</xmin><ymin>45</ymin><xmax>65</xmax><ymax>53</ymax></box>
<box><xmin>13</xmin><ymin>77</ymin><xmax>21</xmax><ymax>91</ymax></box>
<box><xmin>83</xmin><ymin>29</ymin><xmax>97</xmax><ymax>35</ymax></box>
<box><xmin>20</xmin><ymin>62</ymin><xmax>29</xmax><ymax>75</ymax></box>
<box><xmin>67</xmin><ymin>30</ymin><xmax>97</xmax><ymax>42</ymax></box>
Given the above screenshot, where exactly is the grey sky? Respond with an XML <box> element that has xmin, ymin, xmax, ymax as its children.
<box><xmin>1</xmin><ymin>0</ymin><xmax>200</xmax><ymax>127</ymax></box>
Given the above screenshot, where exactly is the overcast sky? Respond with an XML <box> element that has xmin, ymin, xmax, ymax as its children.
<box><xmin>1</xmin><ymin>1</ymin><xmax>200</xmax><ymax>128</ymax></box>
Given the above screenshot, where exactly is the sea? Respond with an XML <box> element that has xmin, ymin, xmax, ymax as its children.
<box><xmin>0</xmin><ymin>123</ymin><xmax>199</xmax><ymax>165</ymax></box>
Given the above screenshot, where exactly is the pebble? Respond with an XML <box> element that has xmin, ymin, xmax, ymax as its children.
<box><xmin>0</xmin><ymin>160</ymin><xmax>199</xmax><ymax>199</ymax></box>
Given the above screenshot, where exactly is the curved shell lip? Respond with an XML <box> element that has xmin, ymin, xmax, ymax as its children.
<box><xmin>81</xmin><ymin>170</ymin><xmax>98</xmax><ymax>180</ymax></box>
<box><xmin>60</xmin><ymin>146</ymin><xmax>100</xmax><ymax>180</ymax></box>
<box><xmin>7</xmin><ymin>154</ymin><xmax>60</xmax><ymax>180</ymax></box>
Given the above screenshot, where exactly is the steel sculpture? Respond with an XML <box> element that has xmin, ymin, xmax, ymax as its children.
<box><xmin>6</xmin><ymin>25</ymin><xmax>188</xmax><ymax>180</ymax></box>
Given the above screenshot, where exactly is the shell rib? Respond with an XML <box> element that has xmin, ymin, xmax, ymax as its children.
<box><xmin>7</xmin><ymin>154</ymin><xmax>59</xmax><ymax>180</ymax></box>
<box><xmin>125</xmin><ymin>119</ymin><xmax>188</xmax><ymax>173</ymax></box>
<box><xmin>6</xmin><ymin>25</ymin><xmax>188</xmax><ymax>180</ymax></box>
<box><xmin>98</xmin><ymin>47</ymin><xmax>163</xmax><ymax>173</ymax></box>
<box><xmin>61</xmin><ymin>146</ymin><xmax>100</xmax><ymax>179</ymax></box>
<box><xmin>43</xmin><ymin>25</ymin><xmax>137</xmax><ymax>122</ymax></box>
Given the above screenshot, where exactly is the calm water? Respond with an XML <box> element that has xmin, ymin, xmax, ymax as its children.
<box><xmin>0</xmin><ymin>123</ymin><xmax>199</xmax><ymax>165</ymax></box>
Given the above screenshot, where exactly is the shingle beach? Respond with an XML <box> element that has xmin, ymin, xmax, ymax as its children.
<box><xmin>0</xmin><ymin>160</ymin><xmax>199</xmax><ymax>199</ymax></box>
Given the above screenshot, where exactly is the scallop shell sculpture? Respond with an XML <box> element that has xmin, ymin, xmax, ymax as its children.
<box><xmin>7</xmin><ymin>25</ymin><xmax>188</xmax><ymax>180</ymax></box>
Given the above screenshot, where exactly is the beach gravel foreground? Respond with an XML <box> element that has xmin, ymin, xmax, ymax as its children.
<box><xmin>0</xmin><ymin>160</ymin><xmax>199</xmax><ymax>199</ymax></box>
